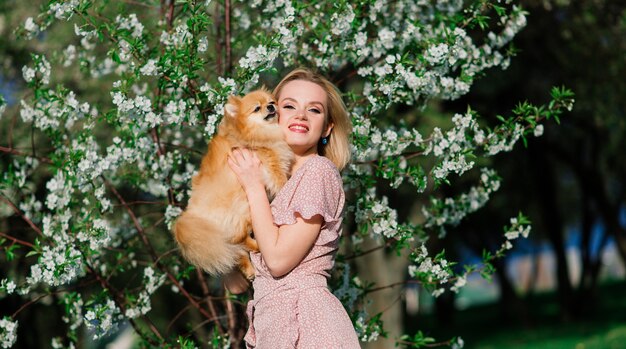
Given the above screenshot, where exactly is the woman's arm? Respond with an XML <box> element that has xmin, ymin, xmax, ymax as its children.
<box><xmin>228</xmin><ymin>149</ymin><xmax>321</xmax><ymax>278</ymax></box>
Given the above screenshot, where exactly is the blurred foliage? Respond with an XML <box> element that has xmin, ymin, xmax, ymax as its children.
<box><xmin>424</xmin><ymin>0</ymin><xmax>626</xmax><ymax>328</ymax></box>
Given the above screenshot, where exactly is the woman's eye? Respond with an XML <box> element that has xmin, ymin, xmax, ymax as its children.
<box><xmin>283</xmin><ymin>105</ymin><xmax>295</xmax><ymax>109</ymax></box>
<box><xmin>254</xmin><ymin>105</ymin><xmax>261</xmax><ymax>112</ymax></box>
<box><xmin>309</xmin><ymin>108</ymin><xmax>321</xmax><ymax>114</ymax></box>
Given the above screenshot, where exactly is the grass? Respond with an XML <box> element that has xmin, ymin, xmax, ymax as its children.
<box><xmin>408</xmin><ymin>280</ymin><xmax>626</xmax><ymax>349</ymax></box>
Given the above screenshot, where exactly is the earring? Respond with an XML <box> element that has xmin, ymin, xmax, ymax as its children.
<box><xmin>321</xmin><ymin>137</ymin><xmax>328</xmax><ymax>145</ymax></box>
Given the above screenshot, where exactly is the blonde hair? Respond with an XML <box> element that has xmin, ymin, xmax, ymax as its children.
<box><xmin>273</xmin><ymin>68</ymin><xmax>352</xmax><ymax>171</ymax></box>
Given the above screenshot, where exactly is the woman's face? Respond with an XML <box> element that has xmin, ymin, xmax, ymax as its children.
<box><xmin>277</xmin><ymin>80</ymin><xmax>332</xmax><ymax>156</ymax></box>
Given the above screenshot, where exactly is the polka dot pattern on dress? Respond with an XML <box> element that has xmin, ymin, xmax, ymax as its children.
<box><xmin>244</xmin><ymin>155</ymin><xmax>360</xmax><ymax>349</ymax></box>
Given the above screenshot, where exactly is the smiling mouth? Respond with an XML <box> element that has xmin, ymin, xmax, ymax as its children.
<box><xmin>289</xmin><ymin>124</ymin><xmax>309</xmax><ymax>132</ymax></box>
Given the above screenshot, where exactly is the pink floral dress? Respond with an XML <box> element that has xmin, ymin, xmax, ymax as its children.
<box><xmin>244</xmin><ymin>155</ymin><xmax>361</xmax><ymax>349</ymax></box>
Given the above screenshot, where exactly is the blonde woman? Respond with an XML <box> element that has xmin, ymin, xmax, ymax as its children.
<box><xmin>227</xmin><ymin>68</ymin><xmax>360</xmax><ymax>348</ymax></box>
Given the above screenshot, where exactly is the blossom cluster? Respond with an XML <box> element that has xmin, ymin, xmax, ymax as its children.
<box><xmin>61</xmin><ymin>293</ymin><xmax>84</xmax><ymax>334</ymax></box>
<box><xmin>0</xmin><ymin>96</ymin><xmax>6</xmax><ymax>119</ymax></box>
<box><xmin>84</xmin><ymin>298</ymin><xmax>122</xmax><ymax>340</ymax></box>
<box><xmin>0</xmin><ymin>318</ymin><xmax>17</xmax><ymax>349</ymax></box>
<box><xmin>500</xmin><ymin>215</ymin><xmax>532</xmax><ymax>252</ymax></box>
<box><xmin>422</xmin><ymin>168</ymin><xmax>502</xmax><ymax>237</ymax></box>
<box><xmin>408</xmin><ymin>213</ymin><xmax>532</xmax><ymax>298</ymax></box>
<box><xmin>332</xmin><ymin>263</ymin><xmax>363</xmax><ymax>312</ymax></box>
<box><xmin>21</xmin><ymin>55</ymin><xmax>51</xmax><ymax>86</ymax></box>
<box><xmin>354</xmin><ymin>312</ymin><xmax>383</xmax><ymax>343</ymax></box>
<box><xmin>408</xmin><ymin>244</ymin><xmax>453</xmax><ymax>297</ymax></box>
<box><xmin>124</xmin><ymin>267</ymin><xmax>166</xmax><ymax>319</ymax></box>
<box><xmin>425</xmin><ymin>112</ymin><xmax>481</xmax><ymax>180</ymax></box>
<box><xmin>0</xmin><ymin>280</ymin><xmax>16</xmax><ymax>295</ymax></box>
<box><xmin>355</xmin><ymin>188</ymin><xmax>400</xmax><ymax>239</ymax></box>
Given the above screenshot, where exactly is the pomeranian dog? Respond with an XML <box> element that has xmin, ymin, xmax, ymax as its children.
<box><xmin>173</xmin><ymin>89</ymin><xmax>293</xmax><ymax>279</ymax></box>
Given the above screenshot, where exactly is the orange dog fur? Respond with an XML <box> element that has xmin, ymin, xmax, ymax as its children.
<box><xmin>173</xmin><ymin>89</ymin><xmax>293</xmax><ymax>279</ymax></box>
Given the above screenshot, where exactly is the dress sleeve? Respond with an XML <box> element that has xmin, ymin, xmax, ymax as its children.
<box><xmin>271</xmin><ymin>157</ymin><xmax>345</xmax><ymax>229</ymax></box>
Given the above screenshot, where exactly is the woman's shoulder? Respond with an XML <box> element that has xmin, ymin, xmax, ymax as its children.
<box><xmin>304</xmin><ymin>155</ymin><xmax>340</xmax><ymax>176</ymax></box>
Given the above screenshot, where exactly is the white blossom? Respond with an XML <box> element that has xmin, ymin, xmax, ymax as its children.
<box><xmin>198</xmin><ymin>36</ymin><xmax>208</xmax><ymax>52</ymax></box>
<box><xmin>425</xmin><ymin>43</ymin><xmax>449</xmax><ymax>65</ymax></box>
<box><xmin>140</xmin><ymin>59</ymin><xmax>159</xmax><ymax>76</ymax></box>
<box><xmin>0</xmin><ymin>318</ymin><xmax>18</xmax><ymax>348</ymax></box>
<box><xmin>49</xmin><ymin>0</ymin><xmax>79</xmax><ymax>20</ymax></box>
<box><xmin>116</xmin><ymin>14</ymin><xmax>144</xmax><ymax>38</ymax></box>
<box><xmin>24</xmin><ymin>17</ymin><xmax>39</xmax><ymax>33</ymax></box>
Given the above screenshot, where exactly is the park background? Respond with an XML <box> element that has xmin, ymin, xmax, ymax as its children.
<box><xmin>0</xmin><ymin>1</ymin><xmax>625</xmax><ymax>348</ymax></box>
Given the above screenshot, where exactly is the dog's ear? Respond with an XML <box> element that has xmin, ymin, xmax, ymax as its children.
<box><xmin>224</xmin><ymin>95</ymin><xmax>240</xmax><ymax>117</ymax></box>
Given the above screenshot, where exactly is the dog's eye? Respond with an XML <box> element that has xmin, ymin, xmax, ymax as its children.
<box><xmin>254</xmin><ymin>105</ymin><xmax>261</xmax><ymax>113</ymax></box>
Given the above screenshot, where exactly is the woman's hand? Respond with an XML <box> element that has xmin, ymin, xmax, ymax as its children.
<box><xmin>227</xmin><ymin>148</ymin><xmax>265</xmax><ymax>194</ymax></box>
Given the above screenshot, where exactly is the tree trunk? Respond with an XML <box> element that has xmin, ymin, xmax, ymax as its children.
<box><xmin>355</xmin><ymin>236</ymin><xmax>407</xmax><ymax>349</ymax></box>
<box><xmin>533</xmin><ymin>147</ymin><xmax>573</xmax><ymax>321</ymax></box>
<box><xmin>493</xmin><ymin>257</ymin><xmax>528</xmax><ymax>325</ymax></box>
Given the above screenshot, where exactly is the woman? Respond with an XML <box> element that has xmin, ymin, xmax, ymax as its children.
<box><xmin>226</xmin><ymin>68</ymin><xmax>360</xmax><ymax>348</ymax></box>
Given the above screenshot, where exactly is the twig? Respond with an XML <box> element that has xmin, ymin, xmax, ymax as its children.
<box><xmin>11</xmin><ymin>293</ymin><xmax>49</xmax><ymax>318</ymax></box>
<box><xmin>167</xmin><ymin>303</ymin><xmax>194</xmax><ymax>334</ymax></box>
<box><xmin>167</xmin><ymin>0</ymin><xmax>175</xmax><ymax>28</ymax></box>
<box><xmin>9</xmin><ymin>112</ymin><xmax>16</xmax><ymax>149</ymax></box>
<box><xmin>225</xmin><ymin>0</ymin><xmax>232</xmax><ymax>74</ymax></box>
<box><xmin>196</xmin><ymin>269</ymin><xmax>225</xmax><ymax>336</ymax></box>
<box><xmin>0</xmin><ymin>196</ymin><xmax>44</xmax><ymax>237</ymax></box>
<box><xmin>188</xmin><ymin>314</ymin><xmax>229</xmax><ymax>335</ymax></box>
<box><xmin>151</xmin><ymin>127</ymin><xmax>166</xmax><ymax>157</ymax></box>
<box><xmin>161</xmin><ymin>142</ymin><xmax>204</xmax><ymax>156</ymax></box>
<box><xmin>10</xmin><ymin>278</ymin><xmax>100</xmax><ymax>318</ymax></box>
<box><xmin>83</xmin><ymin>261</ymin><xmax>163</xmax><ymax>345</ymax></box>
<box><xmin>395</xmin><ymin>338</ymin><xmax>454</xmax><ymax>348</ymax></box>
<box><xmin>365</xmin><ymin>280</ymin><xmax>424</xmax><ymax>294</ymax></box>
<box><xmin>0</xmin><ymin>231</ymin><xmax>35</xmax><ymax>248</ymax></box>
<box><xmin>343</xmin><ymin>239</ymin><xmax>394</xmax><ymax>261</ymax></box>
<box><xmin>30</xmin><ymin>124</ymin><xmax>36</xmax><ymax>158</ymax></box>
<box><xmin>0</xmin><ymin>146</ymin><xmax>52</xmax><ymax>164</ymax></box>
<box><xmin>215</xmin><ymin>2</ymin><xmax>223</xmax><ymax>75</ymax></box>
<box><xmin>121</xmin><ymin>0</ymin><xmax>158</xmax><ymax>8</ymax></box>
<box><xmin>164</xmin><ymin>272</ymin><xmax>215</xmax><ymax>320</ymax></box>
<box><xmin>112</xmin><ymin>200</ymin><xmax>170</xmax><ymax>207</ymax></box>
<box><xmin>225</xmin><ymin>294</ymin><xmax>238</xmax><ymax>346</ymax></box>
<box><xmin>103</xmin><ymin>179</ymin><xmax>215</xmax><ymax>322</ymax></box>
<box><xmin>106</xmin><ymin>181</ymin><xmax>160</xmax><ymax>259</ymax></box>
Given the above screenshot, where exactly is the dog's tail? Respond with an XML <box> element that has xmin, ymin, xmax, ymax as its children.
<box><xmin>173</xmin><ymin>212</ymin><xmax>240</xmax><ymax>275</ymax></box>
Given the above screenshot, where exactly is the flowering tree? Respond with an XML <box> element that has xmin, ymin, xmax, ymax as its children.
<box><xmin>0</xmin><ymin>0</ymin><xmax>574</xmax><ymax>348</ymax></box>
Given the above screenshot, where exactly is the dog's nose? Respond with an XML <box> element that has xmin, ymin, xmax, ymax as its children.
<box><xmin>267</xmin><ymin>104</ymin><xmax>275</xmax><ymax>113</ymax></box>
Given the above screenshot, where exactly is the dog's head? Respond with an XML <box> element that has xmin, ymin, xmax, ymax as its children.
<box><xmin>222</xmin><ymin>89</ymin><xmax>281</xmax><ymax>142</ymax></box>
<box><xmin>225</xmin><ymin>89</ymin><xmax>277</xmax><ymax>124</ymax></box>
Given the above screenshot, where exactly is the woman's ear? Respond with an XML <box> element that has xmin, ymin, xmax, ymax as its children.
<box><xmin>323</xmin><ymin>122</ymin><xmax>334</xmax><ymax>138</ymax></box>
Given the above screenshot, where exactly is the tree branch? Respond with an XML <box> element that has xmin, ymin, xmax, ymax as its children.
<box><xmin>0</xmin><ymin>231</ymin><xmax>35</xmax><ymax>248</ymax></box>
<box><xmin>225</xmin><ymin>0</ymin><xmax>232</xmax><ymax>74</ymax></box>
<box><xmin>215</xmin><ymin>2</ymin><xmax>223</xmax><ymax>76</ymax></box>
<box><xmin>0</xmin><ymin>195</ymin><xmax>44</xmax><ymax>237</ymax></box>
<box><xmin>196</xmin><ymin>269</ymin><xmax>225</xmax><ymax>336</ymax></box>
<box><xmin>83</xmin><ymin>261</ymin><xmax>163</xmax><ymax>345</ymax></box>
<box><xmin>0</xmin><ymin>146</ymin><xmax>52</xmax><ymax>164</ymax></box>
<box><xmin>104</xmin><ymin>179</ymin><xmax>217</xmax><ymax>324</ymax></box>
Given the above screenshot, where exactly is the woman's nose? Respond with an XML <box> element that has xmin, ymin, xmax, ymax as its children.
<box><xmin>294</xmin><ymin>109</ymin><xmax>307</xmax><ymax>119</ymax></box>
